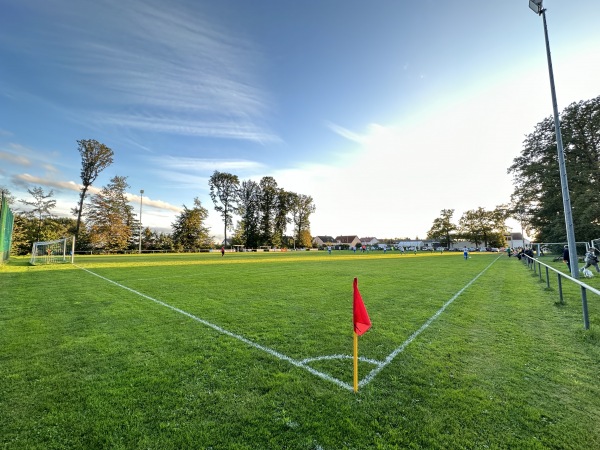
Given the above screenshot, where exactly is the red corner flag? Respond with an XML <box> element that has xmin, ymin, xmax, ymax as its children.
<box><xmin>353</xmin><ymin>277</ymin><xmax>371</xmax><ymax>335</ymax></box>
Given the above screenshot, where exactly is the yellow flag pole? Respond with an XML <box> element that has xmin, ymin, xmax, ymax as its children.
<box><xmin>353</xmin><ymin>331</ymin><xmax>359</xmax><ymax>392</ymax></box>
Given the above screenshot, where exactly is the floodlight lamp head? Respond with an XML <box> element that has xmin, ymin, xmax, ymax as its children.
<box><xmin>529</xmin><ymin>0</ymin><xmax>543</xmax><ymax>15</ymax></box>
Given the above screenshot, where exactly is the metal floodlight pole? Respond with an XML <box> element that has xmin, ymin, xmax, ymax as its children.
<box><xmin>139</xmin><ymin>189</ymin><xmax>144</xmax><ymax>254</ymax></box>
<box><xmin>529</xmin><ymin>1</ymin><xmax>579</xmax><ymax>279</ymax></box>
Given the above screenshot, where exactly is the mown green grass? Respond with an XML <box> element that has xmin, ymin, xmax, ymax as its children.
<box><xmin>2</xmin><ymin>251</ymin><xmax>600</xmax><ymax>449</ymax></box>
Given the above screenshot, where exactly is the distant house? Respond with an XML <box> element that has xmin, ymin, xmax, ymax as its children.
<box><xmin>506</xmin><ymin>232</ymin><xmax>531</xmax><ymax>249</ymax></box>
<box><xmin>452</xmin><ymin>241</ymin><xmax>481</xmax><ymax>250</ymax></box>
<box><xmin>396</xmin><ymin>239</ymin><xmax>425</xmax><ymax>250</ymax></box>
<box><xmin>335</xmin><ymin>235</ymin><xmax>361</xmax><ymax>248</ymax></box>
<box><xmin>313</xmin><ymin>236</ymin><xmax>336</xmax><ymax>247</ymax></box>
<box><xmin>360</xmin><ymin>237</ymin><xmax>378</xmax><ymax>246</ymax></box>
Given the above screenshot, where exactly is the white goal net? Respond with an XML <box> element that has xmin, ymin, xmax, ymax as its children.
<box><xmin>30</xmin><ymin>237</ymin><xmax>75</xmax><ymax>265</ymax></box>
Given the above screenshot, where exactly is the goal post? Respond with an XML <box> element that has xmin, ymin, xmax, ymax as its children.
<box><xmin>30</xmin><ymin>236</ymin><xmax>75</xmax><ymax>265</ymax></box>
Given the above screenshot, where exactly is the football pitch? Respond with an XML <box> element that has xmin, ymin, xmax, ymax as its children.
<box><xmin>2</xmin><ymin>251</ymin><xmax>600</xmax><ymax>449</ymax></box>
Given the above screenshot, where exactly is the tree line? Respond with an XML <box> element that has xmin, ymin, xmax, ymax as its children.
<box><xmin>4</xmin><ymin>140</ymin><xmax>316</xmax><ymax>255</ymax></box>
<box><xmin>208</xmin><ymin>171</ymin><xmax>315</xmax><ymax>250</ymax></box>
<box><xmin>426</xmin><ymin>206</ymin><xmax>509</xmax><ymax>249</ymax></box>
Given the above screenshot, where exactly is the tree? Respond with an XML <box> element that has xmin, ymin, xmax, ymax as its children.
<box><xmin>426</xmin><ymin>209</ymin><xmax>457</xmax><ymax>248</ymax></box>
<box><xmin>236</xmin><ymin>180</ymin><xmax>261</xmax><ymax>248</ymax></box>
<box><xmin>10</xmin><ymin>213</ymin><xmax>77</xmax><ymax>255</ymax></box>
<box><xmin>290</xmin><ymin>193</ymin><xmax>316</xmax><ymax>249</ymax></box>
<box><xmin>489</xmin><ymin>205</ymin><xmax>509</xmax><ymax>245</ymax></box>
<box><xmin>508</xmin><ymin>96</ymin><xmax>600</xmax><ymax>242</ymax></box>
<box><xmin>19</xmin><ymin>186</ymin><xmax>57</xmax><ymax>241</ymax></box>
<box><xmin>0</xmin><ymin>186</ymin><xmax>16</xmax><ymax>205</ymax></box>
<box><xmin>171</xmin><ymin>198</ymin><xmax>212</xmax><ymax>250</ymax></box>
<box><xmin>10</xmin><ymin>213</ymin><xmax>33</xmax><ymax>255</ymax></box>
<box><xmin>459</xmin><ymin>206</ymin><xmax>509</xmax><ymax>248</ymax></box>
<box><xmin>272</xmin><ymin>189</ymin><xmax>293</xmax><ymax>248</ymax></box>
<box><xmin>258</xmin><ymin>176</ymin><xmax>279</xmax><ymax>247</ymax></box>
<box><xmin>85</xmin><ymin>176</ymin><xmax>134</xmax><ymax>252</ymax></box>
<box><xmin>153</xmin><ymin>232</ymin><xmax>174</xmax><ymax>251</ymax></box>
<box><xmin>208</xmin><ymin>171</ymin><xmax>239</xmax><ymax>248</ymax></box>
<box><xmin>73</xmin><ymin>139</ymin><xmax>114</xmax><ymax>241</ymax></box>
<box><xmin>458</xmin><ymin>209</ymin><xmax>483</xmax><ymax>248</ymax></box>
<box><xmin>298</xmin><ymin>229</ymin><xmax>313</xmax><ymax>248</ymax></box>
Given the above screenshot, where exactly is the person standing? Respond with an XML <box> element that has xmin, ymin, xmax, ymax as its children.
<box><xmin>563</xmin><ymin>245</ymin><xmax>570</xmax><ymax>272</ymax></box>
<box><xmin>463</xmin><ymin>247</ymin><xmax>469</xmax><ymax>260</ymax></box>
<box><xmin>525</xmin><ymin>247</ymin><xmax>534</xmax><ymax>267</ymax></box>
<box><xmin>221</xmin><ymin>246</ymin><xmax>225</xmax><ymax>257</ymax></box>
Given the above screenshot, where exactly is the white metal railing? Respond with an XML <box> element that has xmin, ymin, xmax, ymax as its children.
<box><xmin>522</xmin><ymin>254</ymin><xmax>597</xmax><ymax>329</ymax></box>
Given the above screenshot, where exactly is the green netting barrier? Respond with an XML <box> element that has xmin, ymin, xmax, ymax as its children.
<box><xmin>0</xmin><ymin>194</ymin><xmax>15</xmax><ymax>263</ymax></box>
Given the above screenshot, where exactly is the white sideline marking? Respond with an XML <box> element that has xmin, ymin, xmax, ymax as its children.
<box><xmin>75</xmin><ymin>265</ymin><xmax>354</xmax><ymax>391</ymax></box>
<box><xmin>359</xmin><ymin>256</ymin><xmax>501</xmax><ymax>388</ymax></box>
<box><xmin>76</xmin><ymin>256</ymin><xmax>500</xmax><ymax>392</ymax></box>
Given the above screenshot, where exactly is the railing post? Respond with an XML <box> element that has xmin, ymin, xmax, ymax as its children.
<box><xmin>558</xmin><ymin>274</ymin><xmax>563</xmax><ymax>304</ymax></box>
<box><xmin>545</xmin><ymin>266</ymin><xmax>550</xmax><ymax>288</ymax></box>
<box><xmin>581</xmin><ymin>286</ymin><xmax>590</xmax><ymax>330</ymax></box>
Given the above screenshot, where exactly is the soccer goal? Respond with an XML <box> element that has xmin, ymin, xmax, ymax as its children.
<box><xmin>30</xmin><ymin>237</ymin><xmax>75</xmax><ymax>265</ymax></box>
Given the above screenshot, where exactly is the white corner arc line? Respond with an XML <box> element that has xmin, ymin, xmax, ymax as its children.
<box><xmin>359</xmin><ymin>256</ymin><xmax>502</xmax><ymax>388</ymax></box>
<box><xmin>301</xmin><ymin>354</ymin><xmax>383</xmax><ymax>366</ymax></box>
<box><xmin>75</xmin><ymin>265</ymin><xmax>354</xmax><ymax>391</ymax></box>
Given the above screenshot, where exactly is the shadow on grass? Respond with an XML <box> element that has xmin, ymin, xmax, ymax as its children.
<box><xmin>4</xmin><ymin>258</ymin><xmax>31</xmax><ymax>267</ymax></box>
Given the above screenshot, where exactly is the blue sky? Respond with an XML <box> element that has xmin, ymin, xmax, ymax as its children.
<box><xmin>1</xmin><ymin>0</ymin><xmax>599</xmax><ymax>241</ymax></box>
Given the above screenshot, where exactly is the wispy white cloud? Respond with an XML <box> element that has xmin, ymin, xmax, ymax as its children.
<box><xmin>30</xmin><ymin>0</ymin><xmax>279</xmax><ymax>143</ymax></box>
<box><xmin>12</xmin><ymin>174</ymin><xmax>89</xmax><ymax>192</ymax></box>
<box><xmin>1</xmin><ymin>143</ymin><xmax>64</xmax><ymax>173</ymax></box>
<box><xmin>0</xmin><ymin>151</ymin><xmax>31</xmax><ymax>166</ymax></box>
<box><xmin>149</xmin><ymin>156</ymin><xmax>266</xmax><ymax>193</ymax></box>
<box><xmin>126</xmin><ymin>192</ymin><xmax>183</xmax><ymax>213</ymax></box>
<box><xmin>100</xmin><ymin>116</ymin><xmax>281</xmax><ymax>143</ymax></box>
<box><xmin>13</xmin><ymin>173</ymin><xmax>183</xmax><ymax>215</ymax></box>
<box><xmin>325</xmin><ymin>122</ymin><xmax>365</xmax><ymax>144</ymax></box>
<box><xmin>154</xmin><ymin>156</ymin><xmax>265</xmax><ymax>173</ymax></box>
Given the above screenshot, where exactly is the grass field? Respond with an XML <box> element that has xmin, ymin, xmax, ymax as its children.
<box><xmin>2</xmin><ymin>250</ymin><xmax>600</xmax><ymax>449</ymax></box>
